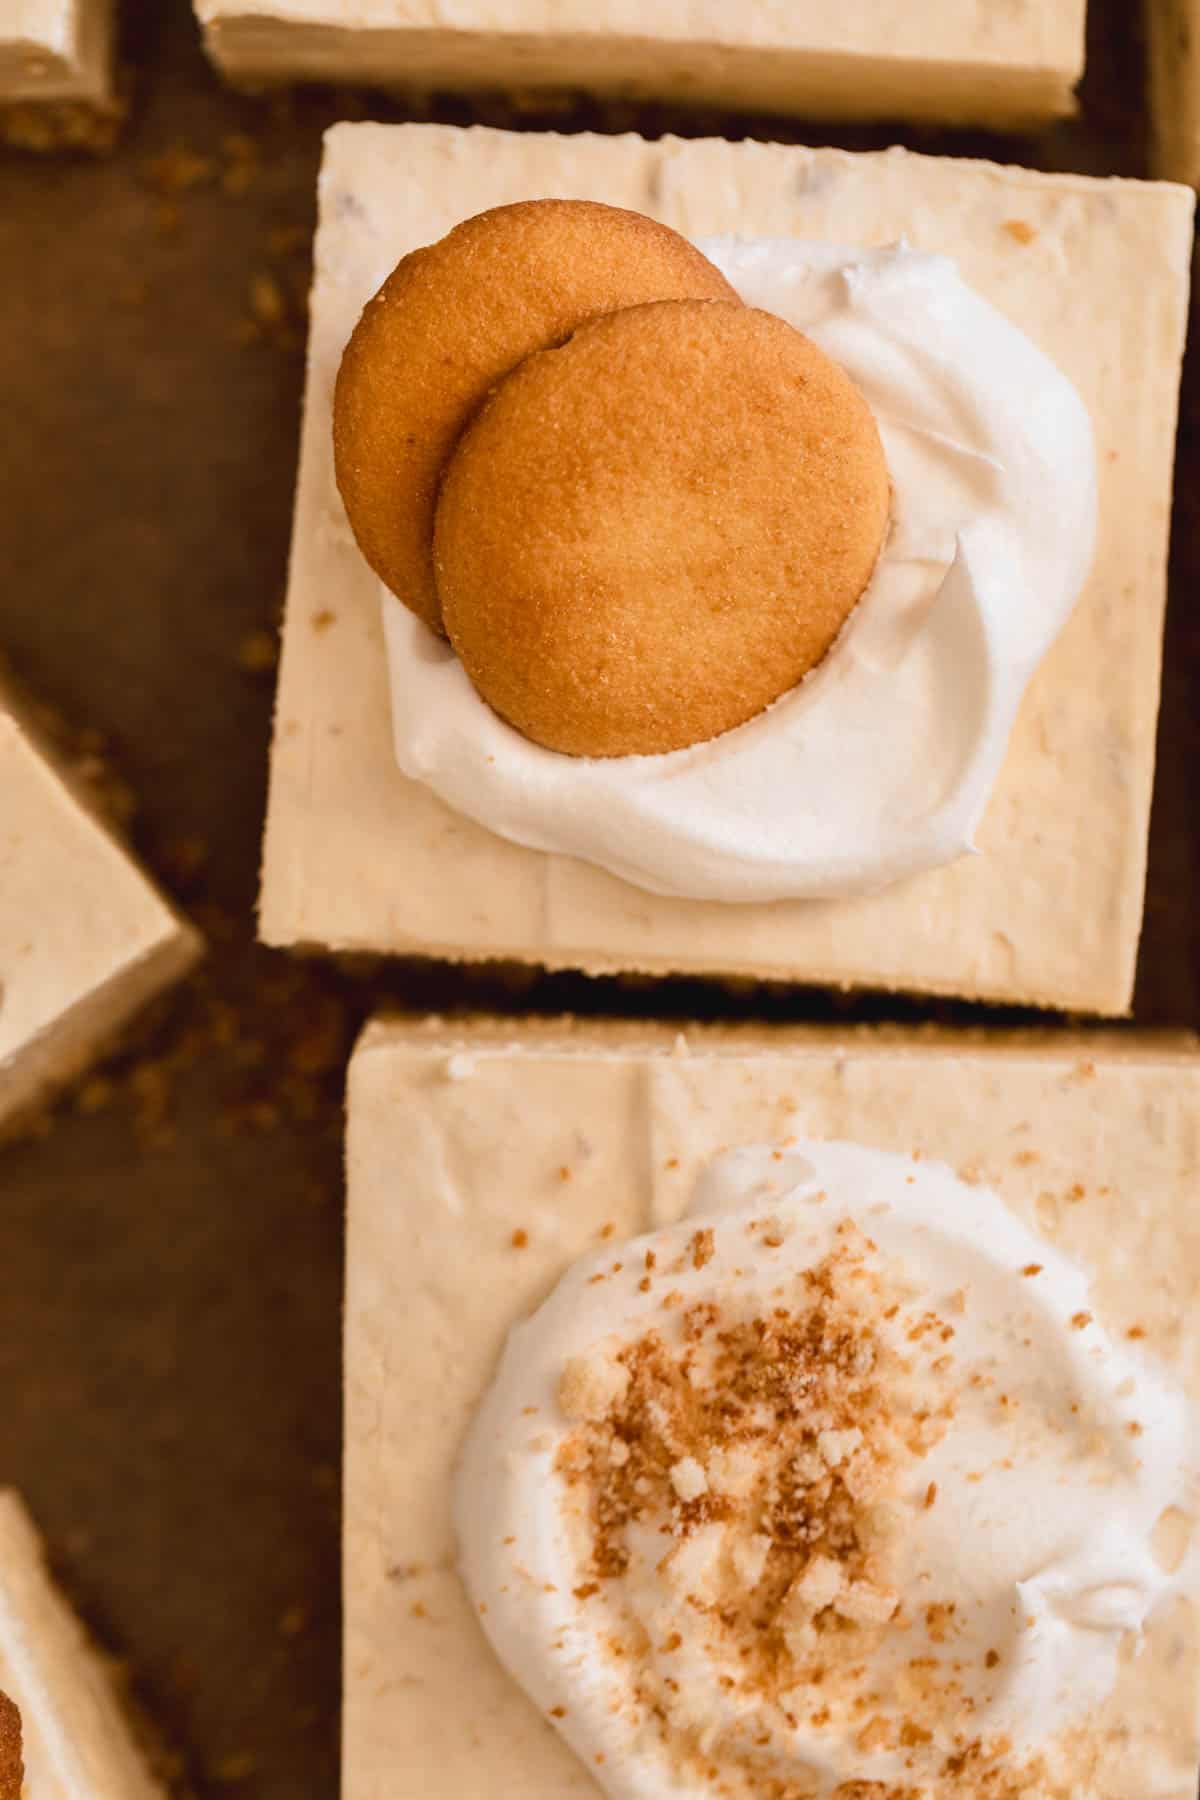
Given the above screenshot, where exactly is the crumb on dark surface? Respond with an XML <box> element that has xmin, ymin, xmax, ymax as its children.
<box><xmin>0</xmin><ymin>1692</ymin><xmax>21</xmax><ymax>1800</ymax></box>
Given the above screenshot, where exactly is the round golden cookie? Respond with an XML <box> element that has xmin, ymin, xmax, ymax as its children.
<box><xmin>332</xmin><ymin>200</ymin><xmax>739</xmax><ymax>633</ymax></box>
<box><xmin>434</xmin><ymin>299</ymin><xmax>891</xmax><ymax>758</ymax></box>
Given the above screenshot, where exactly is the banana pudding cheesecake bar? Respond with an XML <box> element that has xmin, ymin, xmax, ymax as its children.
<box><xmin>344</xmin><ymin>1018</ymin><xmax>1200</xmax><ymax>1798</ymax></box>
<box><xmin>196</xmin><ymin>0</ymin><xmax>1087</xmax><ymax>128</ymax></box>
<box><xmin>0</xmin><ymin>1</ymin><xmax>113</xmax><ymax>109</ymax></box>
<box><xmin>0</xmin><ymin>686</ymin><xmax>201</xmax><ymax>1136</ymax></box>
<box><xmin>0</xmin><ymin>1492</ymin><xmax>164</xmax><ymax>1797</ymax></box>
<box><xmin>263</xmin><ymin>123</ymin><xmax>1193</xmax><ymax>1012</ymax></box>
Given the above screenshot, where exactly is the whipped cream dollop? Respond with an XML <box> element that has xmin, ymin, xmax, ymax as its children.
<box><xmin>382</xmin><ymin>238</ymin><xmax>1097</xmax><ymax>902</ymax></box>
<box><xmin>455</xmin><ymin>1141</ymin><xmax>1195</xmax><ymax>1798</ymax></box>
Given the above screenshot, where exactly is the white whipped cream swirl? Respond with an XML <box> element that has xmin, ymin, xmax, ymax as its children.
<box><xmin>382</xmin><ymin>239</ymin><xmax>1097</xmax><ymax>902</ymax></box>
<box><xmin>455</xmin><ymin>1141</ymin><xmax>1195</xmax><ymax>1798</ymax></box>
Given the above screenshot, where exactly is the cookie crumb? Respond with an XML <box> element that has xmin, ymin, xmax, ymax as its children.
<box><xmin>559</xmin><ymin>1353</ymin><xmax>631</xmax><ymax>1423</ymax></box>
<box><xmin>690</xmin><ymin>1229</ymin><xmax>715</xmax><ymax>1271</ymax></box>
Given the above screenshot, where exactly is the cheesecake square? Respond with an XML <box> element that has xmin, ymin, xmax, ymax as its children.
<box><xmin>0</xmin><ymin>1491</ymin><xmax>164</xmax><ymax>1796</ymax></box>
<box><xmin>345</xmin><ymin>1015</ymin><xmax>1200</xmax><ymax>1799</ymax></box>
<box><xmin>0</xmin><ymin>0</ymin><xmax>113</xmax><ymax>107</ymax></box>
<box><xmin>0</xmin><ymin>696</ymin><xmax>201</xmax><ymax>1135</ymax></box>
<box><xmin>195</xmin><ymin>0</ymin><xmax>1086</xmax><ymax>128</ymax></box>
<box><xmin>262</xmin><ymin>123</ymin><xmax>1194</xmax><ymax>1013</ymax></box>
<box><xmin>1149</xmin><ymin>0</ymin><xmax>1200</xmax><ymax>185</ymax></box>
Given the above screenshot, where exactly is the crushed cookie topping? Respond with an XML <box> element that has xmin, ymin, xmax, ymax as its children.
<box><xmin>691</xmin><ymin>1229</ymin><xmax>716</xmax><ymax>1271</ymax></box>
<box><xmin>547</xmin><ymin>1222</ymin><xmax>1044</xmax><ymax>1794</ymax></box>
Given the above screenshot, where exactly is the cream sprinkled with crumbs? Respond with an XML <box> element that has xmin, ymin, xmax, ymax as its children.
<box><xmin>454</xmin><ymin>1141</ymin><xmax>1197</xmax><ymax>1797</ymax></box>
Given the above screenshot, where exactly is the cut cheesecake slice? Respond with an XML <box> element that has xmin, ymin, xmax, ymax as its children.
<box><xmin>262</xmin><ymin>122</ymin><xmax>1194</xmax><ymax>1013</ymax></box>
<box><xmin>1149</xmin><ymin>0</ymin><xmax>1200</xmax><ymax>184</ymax></box>
<box><xmin>195</xmin><ymin>0</ymin><xmax>1086</xmax><ymax>128</ymax></box>
<box><xmin>0</xmin><ymin>1491</ymin><xmax>164</xmax><ymax>1797</ymax></box>
<box><xmin>344</xmin><ymin>1015</ymin><xmax>1200</xmax><ymax>1799</ymax></box>
<box><xmin>0</xmin><ymin>693</ymin><xmax>202</xmax><ymax>1137</ymax></box>
<box><xmin>0</xmin><ymin>0</ymin><xmax>113</xmax><ymax>107</ymax></box>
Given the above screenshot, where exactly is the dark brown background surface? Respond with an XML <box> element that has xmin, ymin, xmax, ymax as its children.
<box><xmin>0</xmin><ymin>2</ymin><xmax>1195</xmax><ymax>1794</ymax></box>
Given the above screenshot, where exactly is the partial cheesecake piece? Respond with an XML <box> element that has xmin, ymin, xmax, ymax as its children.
<box><xmin>0</xmin><ymin>694</ymin><xmax>202</xmax><ymax>1136</ymax></box>
<box><xmin>0</xmin><ymin>1491</ymin><xmax>164</xmax><ymax>1797</ymax></box>
<box><xmin>1149</xmin><ymin>0</ymin><xmax>1200</xmax><ymax>184</ymax></box>
<box><xmin>195</xmin><ymin>0</ymin><xmax>1086</xmax><ymax>128</ymax></box>
<box><xmin>345</xmin><ymin>1015</ymin><xmax>1200</xmax><ymax>1800</ymax></box>
<box><xmin>0</xmin><ymin>0</ymin><xmax>113</xmax><ymax>107</ymax></box>
<box><xmin>262</xmin><ymin>123</ymin><xmax>1194</xmax><ymax>1013</ymax></box>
